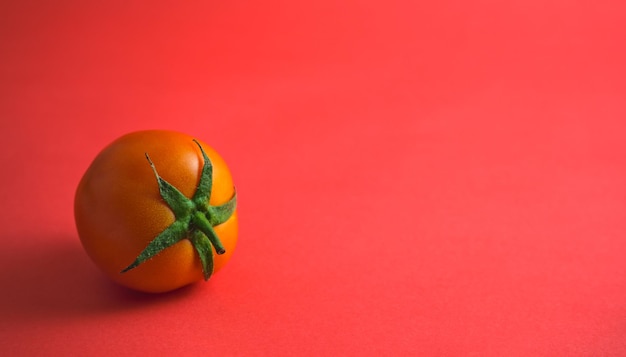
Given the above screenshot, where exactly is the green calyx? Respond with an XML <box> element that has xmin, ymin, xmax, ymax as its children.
<box><xmin>121</xmin><ymin>139</ymin><xmax>237</xmax><ymax>280</ymax></box>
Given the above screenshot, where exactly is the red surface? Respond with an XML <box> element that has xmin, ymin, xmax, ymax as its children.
<box><xmin>1</xmin><ymin>0</ymin><xmax>626</xmax><ymax>355</ymax></box>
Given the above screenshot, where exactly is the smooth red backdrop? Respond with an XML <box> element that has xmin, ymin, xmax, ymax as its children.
<box><xmin>1</xmin><ymin>0</ymin><xmax>625</xmax><ymax>355</ymax></box>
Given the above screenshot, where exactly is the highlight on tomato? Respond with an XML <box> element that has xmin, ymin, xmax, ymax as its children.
<box><xmin>74</xmin><ymin>130</ymin><xmax>238</xmax><ymax>293</ymax></box>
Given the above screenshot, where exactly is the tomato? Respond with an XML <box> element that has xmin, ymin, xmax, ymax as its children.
<box><xmin>74</xmin><ymin>130</ymin><xmax>238</xmax><ymax>293</ymax></box>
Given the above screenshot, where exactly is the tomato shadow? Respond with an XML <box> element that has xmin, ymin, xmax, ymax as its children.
<box><xmin>0</xmin><ymin>234</ymin><xmax>200</xmax><ymax>325</ymax></box>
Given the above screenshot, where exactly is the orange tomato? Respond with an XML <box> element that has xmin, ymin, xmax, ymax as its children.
<box><xmin>74</xmin><ymin>130</ymin><xmax>238</xmax><ymax>293</ymax></box>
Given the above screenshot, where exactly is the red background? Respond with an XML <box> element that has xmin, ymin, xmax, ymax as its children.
<box><xmin>1</xmin><ymin>0</ymin><xmax>626</xmax><ymax>355</ymax></box>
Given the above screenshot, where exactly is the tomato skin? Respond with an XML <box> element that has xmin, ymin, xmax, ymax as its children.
<box><xmin>74</xmin><ymin>130</ymin><xmax>238</xmax><ymax>293</ymax></box>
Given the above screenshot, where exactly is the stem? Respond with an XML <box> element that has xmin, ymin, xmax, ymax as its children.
<box><xmin>120</xmin><ymin>139</ymin><xmax>235</xmax><ymax>279</ymax></box>
<box><xmin>192</xmin><ymin>212</ymin><xmax>226</xmax><ymax>255</ymax></box>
